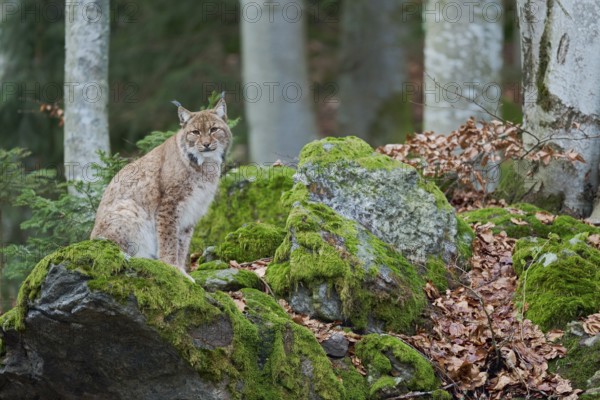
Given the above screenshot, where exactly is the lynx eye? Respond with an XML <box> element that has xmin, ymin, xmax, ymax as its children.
<box><xmin>190</xmin><ymin>130</ymin><xmax>200</xmax><ymax>135</ymax></box>
<box><xmin>209</xmin><ymin>126</ymin><xmax>220</xmax><ymax>134</ymax></box>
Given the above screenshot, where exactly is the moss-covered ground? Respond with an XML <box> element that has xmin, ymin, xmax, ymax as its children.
<box><xmin>461</xmin><ymin>203</ymin><xmax>600</xmax><ymax>239</ymax></box>
<box><xmin>512</xmin><ymin>235</ymin><xmax>600</xmax><ymax>331</ymax></box>
<box><xmin>550</xmin><ymin>330</ymin><xmax>600</xmax><ymax>394</ymax></box>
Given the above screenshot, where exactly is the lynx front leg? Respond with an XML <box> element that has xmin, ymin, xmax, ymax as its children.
<box><xmin>156</xmin><ymin>207</ymin><xmax>180</xmax><ymax>267</ymax></box>
<box><xmin>177</xmin><ymin>226</ymin><xmax>194</xmax><ymax>270</ymax></box>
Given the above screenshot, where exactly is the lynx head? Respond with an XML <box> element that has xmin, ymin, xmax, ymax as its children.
<box><xmin>174</xmin><ymin>97</ymin><xmax>232</xmax><ymax>166</ymax></box>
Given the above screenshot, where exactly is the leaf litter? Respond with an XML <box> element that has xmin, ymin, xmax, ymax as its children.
<box><xmin>225</xmin><ymin>220</ymin><xmax>584</xmax><ymax>399</ymax></box>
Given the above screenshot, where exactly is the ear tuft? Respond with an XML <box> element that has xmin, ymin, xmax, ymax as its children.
<box><xmin>175</xmin><ymin>104</ymin><xmax>192</xmax><ymax>126</ymax></box>
<box><xmin>213</xmin><ymin>96</ymin><xmax>227</xmax><ymax>122</ymax></box>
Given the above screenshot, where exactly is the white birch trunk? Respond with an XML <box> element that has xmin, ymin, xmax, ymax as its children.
<box><xmin>337</xmin><ymin>0</ymin><xmax>410</xmax><ymax>146</ymax></box>
<box><xmin>64</xmin><ymin>0</ymin><xmax>111</xmax><ymax>183</ymax></box>
<box><xmin>240</xmin><ymin>0</ymin><xmax>318</xmax><ymax>164</ymax></box>
<box><xmin>423</xmin><ymin>0</ymin><xmax>503</xmax><ymax>135</ymax></box>
<box><xmin>518</xmin><ymin>0</ymin><xmax>600</xmax><ymax>219</ymax></box>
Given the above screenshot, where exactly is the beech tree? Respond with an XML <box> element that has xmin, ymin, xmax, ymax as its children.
<box><xmin>337</xmin><ymin>0</ymin><xmax>411</xmax><ymax>146</ymax></box>
<box><xmin>64</xmin><ymin>0</ymin><xmax>111</xmax><ymax>183</ymax></box>
<box><xmin>423</xmin><ymin>0</ymin><xmax>503</xmax><ymax>135</ymax></box>
<box><xmin>240</xmin><ymin>0</ymin><xmax>318</xmax><ymax>164</ymax></box>
<box><xmin>518</xmin><ymin>0</ymin><xmax>600</xmax><ymax>220</ymax></box>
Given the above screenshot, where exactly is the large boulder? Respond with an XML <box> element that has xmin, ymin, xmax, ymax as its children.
<box><xmin>295</xmin><ymin>136</ymin><xmax>470</xmax><ymax>264</ymax></box>
<box><xmin>266</xmin><ymin>184</ymin><xmax>433</xmax><ymax>333</ymax></box>
<box><xmin>266</xmin><ymin>137</ymin><xmax>471</xmax><ymax>333</ymax></box>
<box><xmin>0</xmin><ymin>241</ymin><xmax>345</xmax><ymax>400</ymax></box>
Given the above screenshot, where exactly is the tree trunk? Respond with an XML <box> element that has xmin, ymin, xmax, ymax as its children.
<box><xmin>240</xmin><ymin>0</ymin><xmax>318</xmax><ymax>164</ymax></box>
<box><xmin>518</xmin><ymin>0</ymin><xmax>600</xmax><ymax>219</ymax></box>
<box><xmin>423</xmin><ymin>0</ymin><xmax>503</xmax><ymax>135</ymax></box>
<box><xmin>64</xmin><ymin>0</ymin><xmax>111</xmax><ymax>183</ymax></box>
<box><xmin>337</xmin><ymin>0</ymin><xmax>411</xmax><ymax>146</ymax></box>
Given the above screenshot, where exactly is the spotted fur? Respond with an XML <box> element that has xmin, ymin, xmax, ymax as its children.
<box><xmin>91</xmin><ymin>98</ymin><xmax>232</xmax><ymax>280</ymax></box>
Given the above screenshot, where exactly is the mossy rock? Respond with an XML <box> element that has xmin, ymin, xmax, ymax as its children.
<box><xmin>196</xmin><ymin>260</ymin><xmax>230</xmax><ymax>270</ymax></box>
<box><xmin>460</xmin><ymin>203</ymin><xmax>600</xmax><ymax>239</ymax></box>
<box><xmin>296</xmin><ymin>136</ymin><xmax>470</xmax><ymax>266</ymax></box>
<box><xmin>216</xmin><ymin>222</ymin><xmax>286</xmax><ymax>263</ymax></box>
<box><xmin>0</xmin><ymin>240</ymin><xmax>348</xmax><ymax>399</ymax></box>
<box><xmin>355</xmin><ymin>334</ymin><xmax>438</xmax><ymax>398</ymax></box>
<box><xmin>266</xmin><ymin>183</ymin><xmax>427</xmax><ymax>333</ymax></box>
<box><xmin>191</xmin><ymin>166</ymin><xmax>294</xmax><ymax>253</ymax></box>
<box><xmin>191</xmin><ymin>268</ymin><xmax>263</xmax><ymax>292</ymax></box>
<box><xmin>513</xmin><ymin>235</ymin><xmax>600</xmax><ymax>331</ymax></box>
<box><xmin>332</xmin><ymin>358</ymin><xmax>369</xmax><ymax>400</ymax></box>
<box><xmin>549</xmin><ymin>324</ymin><xmax>600</xmax><ymax>395</ymax></box>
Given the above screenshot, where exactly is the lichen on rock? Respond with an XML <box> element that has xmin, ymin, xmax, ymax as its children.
<box><xmin>513</xmin><ymin>234</ymin><xmax>600</xmax><ymax>331</ymax></box>
<box><xmin>295</xmin><ymin>136</ymin><xmax>465</xmax><ymax>265</ymax></box>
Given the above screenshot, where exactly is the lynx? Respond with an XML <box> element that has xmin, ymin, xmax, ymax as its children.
<box><xmin>91</xmin><ymin>97</ymin><xmax>231</xmax><ymax>280</ymax></box>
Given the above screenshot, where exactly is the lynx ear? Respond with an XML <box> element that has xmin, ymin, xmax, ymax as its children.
<box><xmin>172</xmin><ymin>100</ymin><xmax>192</xmax><ymax>126</ymax></box>
<box><xmin>213</xmin><ymin>95</ymin><xmax>227</xmax><ymax>122</ymax></box>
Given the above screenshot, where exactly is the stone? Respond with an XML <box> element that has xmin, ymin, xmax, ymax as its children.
<box><xmin>321</xmin><ymin>333</ymin><xmax>349</xmax><ymax>359</ymax></box>
<box><xmin>191</xmin><ymin>268</ymin><xmax>263</xmax><ymax>292</ymax></box>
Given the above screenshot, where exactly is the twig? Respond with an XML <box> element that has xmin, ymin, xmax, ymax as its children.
<box><xmin>386</xmin><ymin>384</ymin><xmax>455</xmax><ymax>399</ymax></box>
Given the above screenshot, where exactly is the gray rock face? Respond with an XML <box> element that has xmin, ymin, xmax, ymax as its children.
<box><xmin>296</xmin><ymin>137</ymin><xmax>459</xmax><ymax>264</ymax></box>
<box><xmin>0</xmin><ymin>264</ymin><xmax>228</xmax><ymax>400</ymax></box>
<box><xmin>321</xmin><ymin>333</ymin><xmax>349</xmax><ymax>359</ymax></box>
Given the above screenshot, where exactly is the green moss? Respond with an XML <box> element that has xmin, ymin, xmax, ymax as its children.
<box><xmin>418</xmin><ymin>179</ymin><xmax>453</xmax><ymax>212</ymax></box>
<box><xmin>191</xmin><ymin>268</ymin><xmax>262</xmax><ymax>292</ymax></box>
<box><xmin>0</xmin><ymin>307</ymin><xmax>20</xmax><ymax>332</ymax></box>
<box><xmin>513</xmin><ymin>235</ymin><xmax>600</xmax><ymax>330</ymax></box>
<box><xmin>425</xmin><ymin>257</ymin><xmax>450</xmax><ymax>292</ymax></box>
<box><xmin>456</xmin><ymin>215</ymin><xmax>475</xmax><ymax>261</ymax></box>
<box><xmin>432</xmin><ymin>389</ymin><xmax>453</xmax><ymax>400</ymax></box>
<box><xmin>333</xmin><ymin>358</ymin><xmax>369</xmax><ymax>400</ymax></box>
<box><xmin>550</xmin><ymin>331</ymin><xmax>600</xmax><ymax>391</ymax></box>
<box><xmin>494</xmin><ymin>161</ymin><xmax>528</xmax><ymax>204</ymax></box>
<box><xmin>298</xmin><ymin>136</ymin><xmax>402</xmax><ymax>171</ymax></box>
<box><xmin>213</xmin><ymin>289</ymin><xmax>344</xmax><ymax>399</ymax></box>
<box><xmin>268</xmin><ymin>184</ymin><xmax>427</xmax><ymax>332</ymax></box>
<box><xmin>191</xmin><ymin>166</ymin><xmax>294</xmax><ymax>253</ymax></box>
<box><xmin>216</xmin><ymin>223</ymin><xmax>286</xmax><ymax>263</ymax></box>
<box><xmin>461</xmin><ymin>203</ymin><xmax>600</xmax><ymax>239</ymax></box>
<box><xmin>196</xmin><ymin>260</ymin><xmax>230</xmax><ymax>270</ymax></box>
<box><xmin>355</xmin><ymin>334</ymin><xmax>438</xmax><ymax>397</ymax></box>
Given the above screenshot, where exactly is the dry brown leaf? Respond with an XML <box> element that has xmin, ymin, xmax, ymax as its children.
<box><xmin>534</xmin><ymin>212</ymin><xmax>556</xmax><ymax>224</ymax></box>
<box><xmin>510</xmin><ymin>217</ymin><xmax>529</xmax><ymax>226</ymax></box>
<box><xmin>583</xmin><ymin>313</ymin><xmax>600</xmax><ymax>335</ymax></box>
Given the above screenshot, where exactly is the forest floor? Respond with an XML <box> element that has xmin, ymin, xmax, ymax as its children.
<box><xmin>225</xmin><ymin>204</ymin><xmax>600</xmax><ymax>400</ymax></box>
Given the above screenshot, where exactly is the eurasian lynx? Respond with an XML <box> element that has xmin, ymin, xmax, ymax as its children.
<box><xmin>91</xmin><ymin>98</ymin><xmax>231</xmax><ymax>280</ymax></box>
